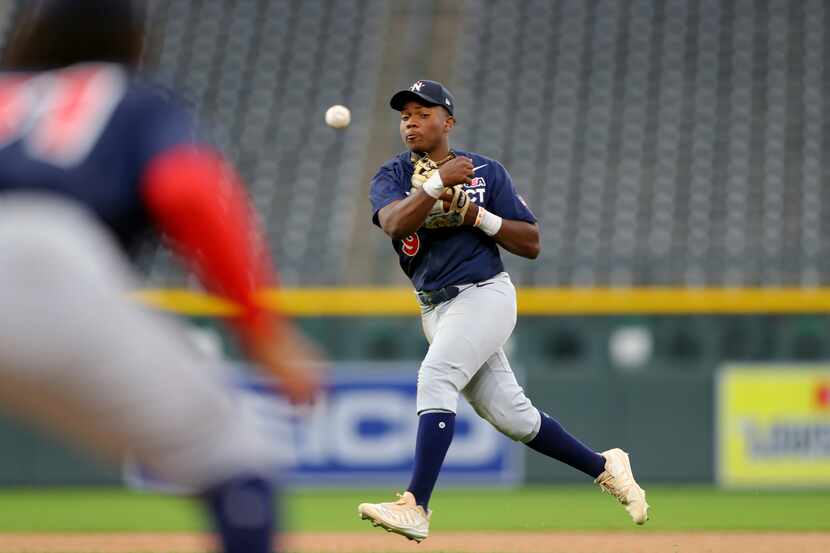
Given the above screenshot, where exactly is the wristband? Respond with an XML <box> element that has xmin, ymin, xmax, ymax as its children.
<box><xmin>474</xmin><ymin>207</ymin><xmax>503</xmax><ymax>236</ymax></box>
<box><xmin>422</xmin><ymin>172</ymin><xmax>445</xmax><ymax>199</ymax></box>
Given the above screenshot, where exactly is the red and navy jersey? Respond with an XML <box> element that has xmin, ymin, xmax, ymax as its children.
<box><xmin>370</xmin><ymin>150</ymin><xmax>537</xmax><ymax>291</ymax></box>
<box><xmin>0</xmin><ymin>63</ymin><xmax>197</xmax><ymax>254</ymax></box>
<box><xmin>0</xmin><ymin>63</ymin><xmax>278</xmax><ymax>343</ymax></box>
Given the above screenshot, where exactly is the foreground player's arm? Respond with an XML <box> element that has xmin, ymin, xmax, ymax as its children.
<box><xmin>142</xmin><ymin>148</ymin><xmax>273</xmax><ymax>340</ymax></box>
<box><xmin>377</xmin><ymin>157</ymin><xmax>475</xmax><ymax>239</ymax></box>
<box><xmin>141</xmin><ymin>147</ymin><xmax>319</xmax><ymax>402</ymax></box>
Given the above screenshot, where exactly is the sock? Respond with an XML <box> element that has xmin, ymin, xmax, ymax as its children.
<box><xmin>526</xmin><ymin>410</ymin><xmax>606</xmax><ymax>478</ymax></box>
<box><xmin>407</xmin><ymin>411</ymin><xmax>456</xmax><ymax>509</ymax></box>
<box><xmin>203</xmin><ymin>475</ymin><xmax>275</xmax><ymax>553</ymax></box>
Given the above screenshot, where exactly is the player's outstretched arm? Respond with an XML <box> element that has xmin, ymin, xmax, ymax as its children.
<box><xmin>142</xmin><ymin>146</ymin><xmax>321</xmax><ymax>402</ymax></box>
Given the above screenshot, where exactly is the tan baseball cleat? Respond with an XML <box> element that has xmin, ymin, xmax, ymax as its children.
<box><xmin>358</xmin><ymin>491</ymin><xmax>431</xmax><ymax>542</ymax></box>
<box><xmin>595</xmin><ymin>448</ymin><xmax>650</xmax><ymax>525</ymax></box>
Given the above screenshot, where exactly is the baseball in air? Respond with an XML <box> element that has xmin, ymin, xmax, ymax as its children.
<box><xmin>325</xmin><ymin>105</ymin><xmax>351</xmax><ymax>128</ymax></box>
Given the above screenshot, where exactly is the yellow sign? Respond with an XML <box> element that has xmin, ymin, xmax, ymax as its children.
<box><xmin>717</xmin><ymin>367</ymin><xmax>830</xmax><ymax>487</ymax></box>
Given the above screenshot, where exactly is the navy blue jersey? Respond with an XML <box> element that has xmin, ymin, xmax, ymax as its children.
<box><xmin>0</xmin><ymin>63</ymin><xmax>198</xmax><ymax>254</ymax></box>
<box><xmin>370</xmin><ymin>150</ymin><xmax>536</xmax><ymax>291</ymax></box>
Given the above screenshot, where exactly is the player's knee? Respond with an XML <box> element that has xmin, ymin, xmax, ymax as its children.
<box><xmin>518</xmin><ymin>405</ymin><xmax>543</xmax><ymax>443</ymax></box>
<box><xmin>475</xmin><ymin>392</ymin><xmax>540</xmax><ymax>442</ymax></box>
<box><xmin>415</xmin><ymin>361</ymin><xmax>465</xmax><ymax>414</ymax></box>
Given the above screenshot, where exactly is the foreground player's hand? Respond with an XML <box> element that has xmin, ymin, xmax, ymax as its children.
<box><xmin>438</xmin><ymin>157</ymin><xmax>474</xmax><ymax>186</ymax></box>
<box><xmin>249</xmin><ymin>326</ymin><xmax>324</xmax><ymax>404</ymax></box>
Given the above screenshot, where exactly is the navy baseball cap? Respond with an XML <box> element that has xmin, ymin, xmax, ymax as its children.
<box><xmin>390</xmin><ymin>80</ymin><xmax>455</xmax><ymax>116</ymax></box>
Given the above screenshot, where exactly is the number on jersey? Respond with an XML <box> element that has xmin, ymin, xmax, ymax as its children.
<box><xmin>0</xmin><ymin>64</ymin><xmax>126</xmax><ymax>167</ymax></box>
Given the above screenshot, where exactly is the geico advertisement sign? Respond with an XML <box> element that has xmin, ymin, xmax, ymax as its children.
<box><xmin>125</xmin><ymin>372</ymin><xmax>521</xmax><ymax>489</ymax></box>
<box><xmin>241</xmin><ymin>376</ymin><xmax>520</xmax><ymax>482</ymax></box>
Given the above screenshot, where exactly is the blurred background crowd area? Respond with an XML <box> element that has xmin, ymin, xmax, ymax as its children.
<box><xmin>5</xmin><ymin>0</ymin><xmax>827</xmax><ymax>289</ymax></box>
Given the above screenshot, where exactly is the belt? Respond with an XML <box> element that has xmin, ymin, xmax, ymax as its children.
<box><xmin>416</xmin><ymin>285</ymin><xmax>460</xmax><ymax>307</ymax></box>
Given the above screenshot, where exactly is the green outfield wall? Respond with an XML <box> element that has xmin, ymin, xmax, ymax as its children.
<box><xmin>1</xmin><ymin>314</ymin><xmax>828</xmax><ymax>486</ymax></box>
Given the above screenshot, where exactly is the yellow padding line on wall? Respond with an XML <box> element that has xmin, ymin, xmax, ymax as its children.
<box><xmin>132</xmin><ymin>287</ymin><xmax>830</xmax><ymax>317</ymax></box>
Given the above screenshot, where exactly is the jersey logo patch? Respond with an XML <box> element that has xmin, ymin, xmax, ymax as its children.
<box><xmin>465</xmin><ymin>177</ymin><xmax>486</xmax><ymax>204</ymax></box>
<box><xmin>402</xmin><ymin>233</ymin><xmax>420</xmax><ymax>257</ymax></box>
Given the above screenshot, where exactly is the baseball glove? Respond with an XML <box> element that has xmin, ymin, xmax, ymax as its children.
<box><xmin>411</xmin><ymin>153</ymin><xmax>471</xmax><ymax>229</ymax></box>
<box><xmin>423</xmin><ymin>185</ymin><xmax>472</xmax><ymax>228</ymax></box>
<box><xmin>411</xmin><ymin>154</ymin><xmax>441</xmax><ymax>189</ymax></box>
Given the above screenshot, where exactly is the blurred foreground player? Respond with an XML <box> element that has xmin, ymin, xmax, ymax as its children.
<box><xmin>358</xmin><ymin>81</ymin><xmax>648</xmax><ymax>541</ymax></box>
<box><xmin>0</xmin><ymin>2</ymin><xmax>319</xmax><ymax>552</ymax></box>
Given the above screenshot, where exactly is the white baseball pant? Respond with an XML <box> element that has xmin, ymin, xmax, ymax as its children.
<box><xmin>0</xmin><ymin>195</ymin><xmax>275</xmax><ymax>490</ymax></box>
<box><xmin>416</xmin><ymin>272</ymin><xmax>541</xmax><ymax>442</ymax></box>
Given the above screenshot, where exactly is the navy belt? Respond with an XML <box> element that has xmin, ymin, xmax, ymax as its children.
<box><xmin>416</xmin><ymin>285</ymin><xmax>460</xmax><ymax>307</ymax></box>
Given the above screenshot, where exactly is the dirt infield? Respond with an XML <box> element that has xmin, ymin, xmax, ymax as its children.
<box><xmin>1</xmin><ymin>532</ymin><xmax>828</xmax><ymax>553</ymax></box>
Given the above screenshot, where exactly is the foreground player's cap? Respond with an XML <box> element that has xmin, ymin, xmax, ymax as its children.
<box><xmin>390</xmin><ymin>80</ymin><xmax>455</xmax><ymax>116</ymax></box>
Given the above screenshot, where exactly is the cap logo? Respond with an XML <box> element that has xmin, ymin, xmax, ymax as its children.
<box><xmin>410</xmin><ymin>81</ymin><xmax>424</xmax><ymax>92</ymax></box>
<box><xmin>445</xmin><ymin>98</ymin><xmax>451</xmax><ymax>106</ymax></box>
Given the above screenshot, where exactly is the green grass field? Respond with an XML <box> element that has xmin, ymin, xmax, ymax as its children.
<box><xmin>0</xmin><ymin>486</ymin><xmax>828</xmax><ymax>533</ymax></box>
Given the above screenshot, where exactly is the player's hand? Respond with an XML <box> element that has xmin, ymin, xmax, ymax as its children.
<box><xmin>247</xmin><ymin>325</ymin><xmax>324</xmax><ymax>404</ymax></box>
<box><xmin>438</xmin><ymin>156</ymin><xmax>474</xmax><ymax>186</ymax></box>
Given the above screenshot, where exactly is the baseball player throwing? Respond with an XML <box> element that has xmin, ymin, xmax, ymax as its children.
<box><xmin>358</xmin><ymin>80</ymin><xmax>649</xmax><ymax>542</ymax></box>
<box><xmin>0</xmin><ymin>2</ymin><xmax>319</xmax><ymax>552</ymax></box>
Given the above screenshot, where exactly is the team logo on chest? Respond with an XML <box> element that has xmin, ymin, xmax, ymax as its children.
<box><xmin>464</xmin><ymin>176</ymin><xmax>486</xmax><ymax>203</ymax></box>
<box><xmin>402</xmin><ymin>233</ymin><xmax>420</xmax><ymax>256</ymax></box>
